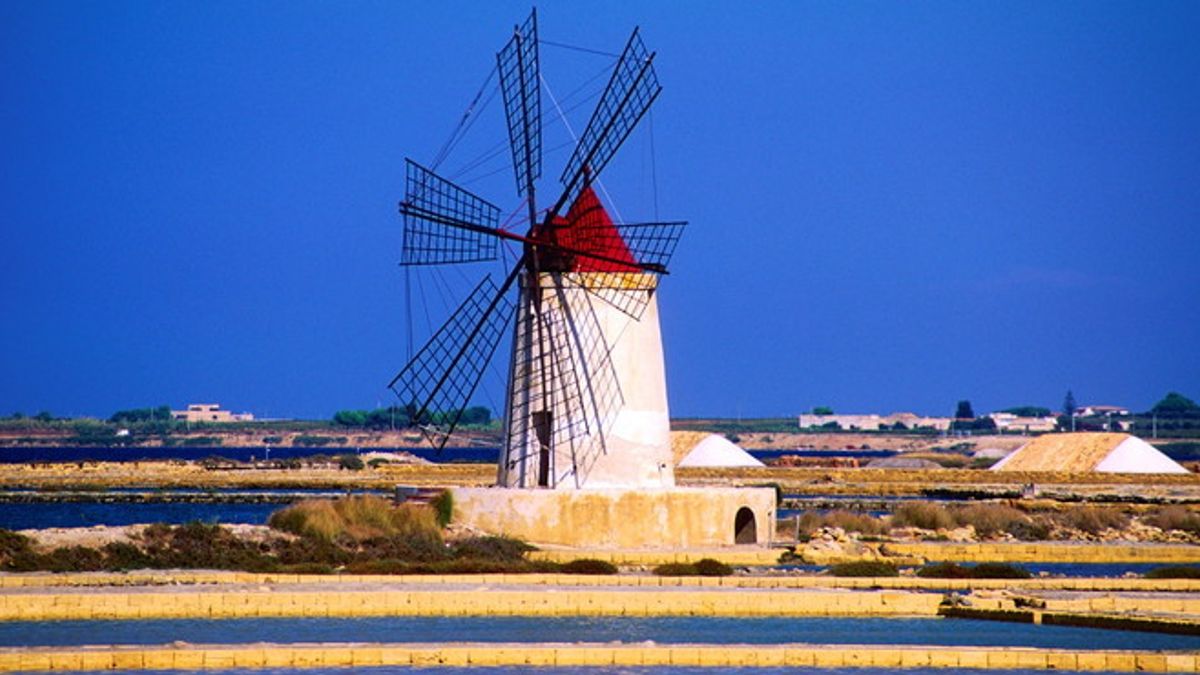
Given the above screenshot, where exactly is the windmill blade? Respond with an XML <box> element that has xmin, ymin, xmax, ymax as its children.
<box><xmin>399</xmin><ymin>159</ymin><xmax>502</xmax><ymax>266</ymax></box>
<box><xmin>497</xmin><ymin>9</ymin><xmax>541</xmax><ymax>198</ymax></box>
<box><xmin>502</xmin><ymin>276</ymin><xmax>622</xmax><ymax>487</ymax></box>
<box><xmin>388</xmin><ymin>271</ymin><xmax>517</xmax><ymax>450</ymax></box>
<box><xmin>551</xmin><ymin>28</ymin><xmax>661</xmax><ymax>216</ymax></box>
<box><xmin>585</xmin><ymin>221</ymin><xmax>686</xmax><ymax>274</ymax></box>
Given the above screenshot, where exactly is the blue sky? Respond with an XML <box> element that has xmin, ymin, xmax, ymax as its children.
<box><xmin>2</xmin><ymin>1</ymin><xmax>1197</xmax><ymax>420</ymax></box>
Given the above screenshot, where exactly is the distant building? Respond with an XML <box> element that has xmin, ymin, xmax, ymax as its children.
<box><xmin>986</xmin><ymin>412</ymin><xmax>1057</xmax><ymax>433</ymax></box>
<box><xmin>1074</xmin><ymin>405</ymin><xmax>1130</xmax><ymax>417</ymax></box>
<box><xmin>171</xmin><ymin>403</ymin><xmax>254</xmax><ymax>423</ymax></box>
<box><xmin>798</xmin><ymin>412</ymin><xmax>951</xmax><ymax>432</ymax></box>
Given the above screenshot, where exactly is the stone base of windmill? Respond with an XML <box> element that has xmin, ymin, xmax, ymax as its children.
<box><xmin>449</xmin><ymin>487</ymin><xmax>776</xmax><ymax>549</ymax></box>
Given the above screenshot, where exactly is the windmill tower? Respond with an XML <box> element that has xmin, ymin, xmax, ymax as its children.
<box><xmin>390</xmin><ymin>10</ymin><xmax>773</xmax><ymax>548</ymax></box>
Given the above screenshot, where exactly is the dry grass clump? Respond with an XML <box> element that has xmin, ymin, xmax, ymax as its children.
<box><xmin>1054</xmin><ymin>505</ymin><xmax>1129</xmax><ymax>535</ymax></box>
<box><xmin>1144</xmin><ymin>506</ymin><xmax>1200</xmax><ymax>535</ymax></box>
<box><xmin>889</xmin><ymin>502</ymin><xmax>1050</xmax><ymax>540</ymax></box>
<box><xmin>951</xmin><ymin>504</ymin><xmax>1031</xmax><ymax>538</ymax></box>
<box><xmin>268</xmin><ymin>495</ymin><xmax>440</xmax><ymax>543</ymax></box>
<box><xmin>891</xmin><ymin>502</ymin><xmax>956</xmax><ymax>531</ymax></box>
<box><xmin>798</xmin><ymin>510</ymin><xmax>888</xmax><ymax>536</ymax></box>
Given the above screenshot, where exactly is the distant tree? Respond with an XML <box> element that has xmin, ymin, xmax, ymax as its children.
<box><xmin>110</xmin><ymin>405</ymin><xmax>173</xmax><ymax>424</ymax></box>
<box><xmin>973</xmin><ymin>416</ymin><xmax>997</xmax><ymax>432</ymax></box>
<box><xmin>1152</xmin><ymin>392</ymin><xmax>1199</xmax><ymax>416</ymax></box>
<box><xmin>332</xmin><ymin>410</ymin><xmax>367</xmax><ymax>427</ymax></box>
<box><xmin>33</xmin><ymin>411</ymin><xmax>54</xmax><ymax>422</ymax></box>
<box><xmin>1062</xmin><ymin>390</ymin><xmax>1077</xmax><ymax>417</ymax></box>
<box><xmin>812</xmin><ymin>406</ymin><xmax>834</xmax><ymax>415</ymax></box>
<box><xmin>458</xmin><ymin>406</ymin><xmax>492</xmax><ymax>426</ymax></box>
<box><xmin>954</xmin><ymin>400</ymin><xmax>975</xmax><ymax>419</ymax></box>
<box><xmin>1001</xmin><ymin>406</ymin><xmax>1052</xmax><ymax>418</ymax></box>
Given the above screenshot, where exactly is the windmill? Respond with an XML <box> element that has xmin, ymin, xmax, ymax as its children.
<box><xmin>390</xmin><ymin>10</ymin><xmax>685</xmax><ymax>490</ymax></box>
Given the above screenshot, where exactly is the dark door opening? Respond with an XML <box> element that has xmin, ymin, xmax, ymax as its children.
<box><xmin>734</xmin><ymin>507</ymin><xmax>757</xmax><ymax>544</ymax></box>
<box><xmin>532</xmin><ymin>411</ymin><xmax>552</xmax><ymax>487</ymax></box>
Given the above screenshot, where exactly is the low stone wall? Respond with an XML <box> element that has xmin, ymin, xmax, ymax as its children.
<box><xmin>0</xmin><ymin>587</ymin><xmax>941</xmax><ymax>621</ymax></box>
<box><xmin>3</xmin><ymin>571</ymin><xmax>1199</xmax><ymax>592</ymax></box>
<box><xmin>0</xmin><ymin>643</ymin><xmax>1194</xmax><ymax>671</ymax></box>
<box><xmin>943</xmin><ymin>606</ymin><xmax>1200</xmax><ymax>637</ymax></box>
<box><xmin>883</xmin><ymin>542</ymin><xmax>1200</xmax><ymax>563</ymax></box>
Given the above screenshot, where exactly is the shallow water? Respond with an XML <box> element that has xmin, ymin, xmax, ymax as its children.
<box><xmin>0</xmin><ymin>501</ymin><xmax>281</xmax><ymax>529</ymax></box>
<box><xmin>4</xmin><ymin>616</ymin><xmax>1197</xmax><ymax>651</ymax></box>
<box><xmin>0</xmin><ymin>446</ymin><xmax>499</xmax><ymax>464</ymax></box>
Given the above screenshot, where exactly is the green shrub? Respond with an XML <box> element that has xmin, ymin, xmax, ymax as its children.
<box><xmin>293</xmin><ymin>435</ymin><xmax>335</xmax><ymax>447</ymax></box>
<box><xmin>971</xmin><ymin>562</ymin><xmax>1031</xmax><ymax>579</ymax></box>
<box><xmin>344</xmin><ymin>559</ymin><xmax>410</xmax><ymax>575</ymax></box>
<box><xmin>1145</xmin><ymin>565</ymin><xmax>1200</xmax><ymax>579</ymax></box>
<box><xmin>344</xmin><ymin>558</ymin><xmax>546</xmax><ymax>575</ymax></box>
<box><xmin>141</xmin><ymin>522</ymin><xmax>276</xmax><ymax>572</ymax></box>
<box><xmin>40</xmin><ymin>546</ymin><xmax>107</xmax><ymax>572</ymax></box>
<box><xmin>0</xmin><ymin>529</ymin><xmax>32</xmax><ymax>560</ymax></box>
<box><xmin>337</xmin><ymin>454</ymin><xmax>364</xmax><ymax>471</ymax></box>
<box><xmin>559</xmin><ymin>559</ymin><xmax>618</xmax><ymax>575</ymax></box>
<box><xmin>653</xmin><ymin>562</ymin><xmax>698</xmax><ymax>576</ymax></box>
<box><xmin>274</xmin><ymin>536</ymin><xmax>352</xmax><ymax>566</ymax></box>
<box><xmin>694</xmin><ymin>558</ymin><xmax>734</xmax><ymax>576</ymax></box>
<box><xmin>917</xmin><ymin>561</ymin><xmax>1030</xmax><ymax>579</ymax></box>
<box><xmin>828</xmin><ymin>561</ymin><xmax>898</xmax><ymax>577</ymax></box>
<box><xmin>275</xmin><ymin>562</ymin><xmax>336</xmax><ymax>575</ymax></box>
<box><xmin>916</xmin><ymin>562</ymin><xmax>973</xmax><ymax>579</ymax></box>
<box><xmin>99</xmin><ymin>542</ymin><xmax>156</xmax><ymax>571</ymax></box>
<box><xmin>891</xmin><ymin>503</ymin><xmax>956</xmax><ymax>531</ymax></box>
<box><xmin>430</xmin><ymin>491</ymin><xmax>454</xmax><ymax>527</ymax></box>
<box><xmin>450</xmin><ymin>535</ymin><xmax>532</xmax><ymax>563</ymax></box>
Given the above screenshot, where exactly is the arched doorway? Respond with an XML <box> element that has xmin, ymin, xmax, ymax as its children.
<box><xmin>734</xmin><ymin>507</ymin><xmax>757</xmax><ymax>544</ymax></box>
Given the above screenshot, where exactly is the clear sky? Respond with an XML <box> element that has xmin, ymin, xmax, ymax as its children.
<box><xmin>2</xmin><ymin>1</ymin><xmax>1197</xmax><ymax>420</ymax></box>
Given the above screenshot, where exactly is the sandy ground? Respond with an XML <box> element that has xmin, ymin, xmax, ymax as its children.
<box><xmin>16</xmin><ymin>524</ymin><xmax>285</xmax><ymax>550</ymax></box>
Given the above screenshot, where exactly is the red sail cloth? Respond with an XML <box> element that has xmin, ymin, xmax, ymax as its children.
<box><xmin>549</xmin><ymin>187</ymin><xmax>638</xmax><ymax>272</ymax></box>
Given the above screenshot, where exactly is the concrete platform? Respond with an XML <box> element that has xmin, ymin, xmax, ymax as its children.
<box><xmin>452</xmin><ymin>486</ymin><xmax>776</xmax><ymax>548</ymax></box>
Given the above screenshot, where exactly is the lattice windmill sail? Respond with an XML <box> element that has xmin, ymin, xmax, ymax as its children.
<box><xmin>390</xmin><ymin>9</ymin><xmax>685</xmax><ymax>489</ymax></box>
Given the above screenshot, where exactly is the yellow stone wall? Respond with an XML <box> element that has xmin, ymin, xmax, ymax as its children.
<box><xmin>0</xmin><ymin>644</ymin><xmax>1192</xmax><ymax>672</ymax></box>
<box><xmin>450</xmin><ymin>487</ymin><xmax>776</xmax><ymax>548</ymax></box>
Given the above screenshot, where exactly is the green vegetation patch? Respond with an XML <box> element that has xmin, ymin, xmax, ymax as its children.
<box><xmin>827</xmin><ymin>561</ymin><xmax>898</xmax><ymax>577</ymax></box>
<box><xmin>652</xmin><ymin>558</ymin><xmax>733</xmax><ymax>577</ymax></box>
<box><xmin>559</xmin><ymin>559</ymin><xmax>619</xmax><ymax>575</ymax></box>
<box><xmin>916</xmin><ymin>562</ymin><xmax>1031</xmax><ymax>579</ymax></box>
<box><xmin>1145</xmin><ymin>565</ymin><xmax>1200</xmax><ymax>579</ymax></box>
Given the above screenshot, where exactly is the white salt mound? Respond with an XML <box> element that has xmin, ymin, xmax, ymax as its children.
<box><xmin>678</xmin><ymin>434</ymin><xmax>764</xmax><ymax>468</ymax></box>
